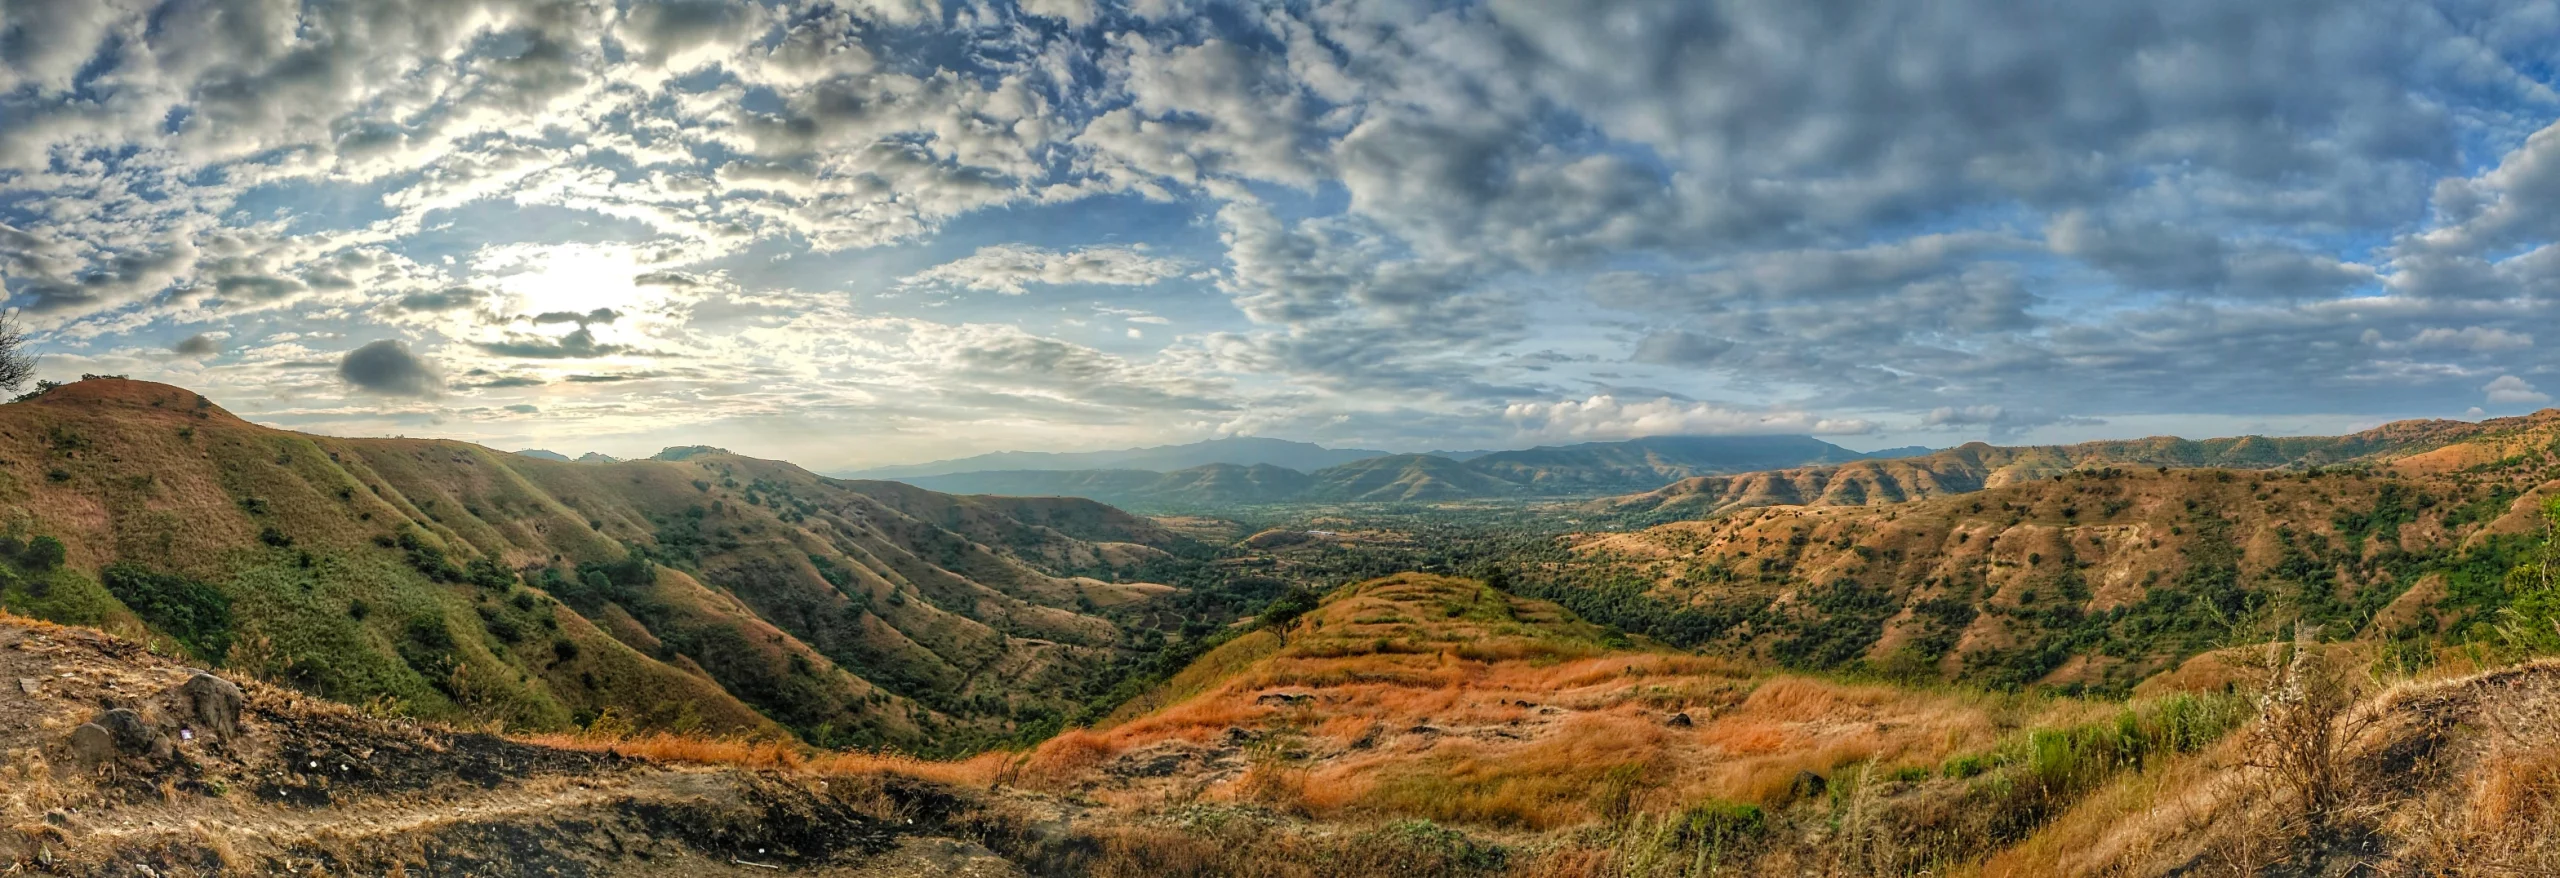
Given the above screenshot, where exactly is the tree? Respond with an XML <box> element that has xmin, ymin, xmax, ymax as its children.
<box><xmin>0</xmin><ymin>311</ymin><xmax>32</xmax><ymax>394</ymax></box>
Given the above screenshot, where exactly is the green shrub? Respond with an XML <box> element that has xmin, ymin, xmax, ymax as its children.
<box><xmin>18</xmin><ymin>536</ymin><xmax>66</xmax><ymax>572</ymax></box>
<box><xmin>1942</xmin><ymin>754</ymin><xmax>1992</xmax><ymax>779</ymax></box>
<box><xmin>99</xmin><ymin>562</ymin><xmax>234</xmax><ymax>662</ymax></box>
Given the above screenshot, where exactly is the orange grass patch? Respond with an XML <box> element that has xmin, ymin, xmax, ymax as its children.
<box><xmin>516</xmin><ymin>730</ymin><xmax>1006</xmax><ymax>788</ymax></box>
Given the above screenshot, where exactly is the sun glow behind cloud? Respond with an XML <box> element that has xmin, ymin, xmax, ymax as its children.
<box><xmin>479</xmin><ymin>245</ymin><xmax>660</xmax><ymax>322</ymax></box>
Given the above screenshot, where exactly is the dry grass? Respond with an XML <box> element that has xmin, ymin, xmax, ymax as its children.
<box><xmin>1015</xmin><ymin>573</ymin><xmax>2102</xmax><ymax>843</ymax></box>
<box><xmin>515</xmin><ymin>728</ymin><xmax>1010</xmax><ymax>788</ymax></box>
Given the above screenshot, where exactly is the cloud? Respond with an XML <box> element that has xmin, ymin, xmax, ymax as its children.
<box><xmin>2046</xmin><ymin>211</ymin><xmax>2376</xmax><ymax>299</ymax></box>
<box><xmin>1630</xmin><ymin>330</ymin><xmax>1733</xmax><ymax>366</ymax></box>
<box><xmin>1920</xmin><ymin>405</ymin><xmax>2109</xmax><ymax>440</ymax></box>
<box><xmin>475</xmin><ymin>327</ymin><xmax>632</xmax><ymax>359</ymax></box>
<box><xmin>395</xmin><ymin>288</ymin><xmax>487</xmax><ymax>313</ymax></box>
<box><xmin>338</xmin><ymin>340</ymin><xmax>442</xmax><ymax>398</ymax></box>
<box><xmin>532</xmin><ymin>308</ymin><xmax>622</xmax><ymax>326</ymax></box>
<box><xmin>3</xmin><ymin>0</ymin><xmax>2560</xmax><ymax>465</ymax></box>
<box><xmin>2484</xmin><ymin>375</ymin><xmax>2551</xmax><ymax>406</ymax></box>
<box><xmin>2366</xmin><ymin>326</ymin><xmax>2534</xmax><ymax>353</ymax></box>
<box><xmin>172</xmin><ymin>334</ymin><xmax>222</xmax><ymax>357</ymax></box>
<box><xmin>1505</xmin><ymin>395</ymin><xmax>1875</xmax><ymax>441</ymax></box>
<box><xmin>904</xmin><ymin>245</ymin><xmax>1189</xmax><ymax>294</ymax></box>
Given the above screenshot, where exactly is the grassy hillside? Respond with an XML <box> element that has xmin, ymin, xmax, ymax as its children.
<box><xmin>0</xmin><ymin>377</ymin><xmax>1212</xmax><ymax>752</ymax></box>
<box><xmin>1597</xmin><ymin>412</ymin><xmax>2558</xmax><ymax>521</ymax></box>
<box><xmin>1523</xmin><ymin>426</ymin><xmax>2560</xmax><ymax>695</ymax></box>
<box><xmin>995</xmin><ymin>573</ymin><xmax>2279</xmax><ymax>874</ymax></box>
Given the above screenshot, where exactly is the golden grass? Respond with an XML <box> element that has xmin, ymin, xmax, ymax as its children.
<box><xmin>1018</xmin><ymin>573</ymin><xmax>2097</xmax><ymax>840</ymax></box>
<box><xmin>515</xmin><ymin>729</ymin><xmax>1008</xmax><ymax>788</ymax></box>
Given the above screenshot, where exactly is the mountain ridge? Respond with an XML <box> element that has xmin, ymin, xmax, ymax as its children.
<box><xmin>896</xmin><ymin>434</ymin><xmax>1916</xmax><ymax>508</ymax></box>
<box><xmin>838</xmin><ymin>435</ymin><xmax>1394</xmax><ymax>480</ymax></box>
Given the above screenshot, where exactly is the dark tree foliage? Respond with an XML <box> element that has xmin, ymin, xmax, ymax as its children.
<box><xmin>0</xmin><ymin>312</ymin><xmax>35</xmax><ymax>395</ymax></box>
<box><xmin>100</xmin><ymin>563</ymin><xmax>234</xmax><ymax>662</ymax></box>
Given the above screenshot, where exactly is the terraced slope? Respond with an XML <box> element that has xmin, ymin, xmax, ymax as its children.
<box><xmin>1532</xmin><ymin>432</ymin><xmax>2560</xmax><ymax>694</ymax></box>
<box><xmin>0</xmin><ymin>378</ymin><xmax>1192</xmax><ymax>750</ymax></box>
<box><xmin>1596</xmin><ymin>411</ymin><xmax>2560</xmax><ymax>521</ymax></box>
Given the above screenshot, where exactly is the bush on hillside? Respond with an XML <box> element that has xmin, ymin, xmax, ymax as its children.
<box><xmin>99</xmin><ymin>562</ymin><xmax>233</xmax><ymax>662</ymax></box>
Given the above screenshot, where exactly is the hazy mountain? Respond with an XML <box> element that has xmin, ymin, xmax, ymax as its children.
<box><xmin>902</xmin><ymin>434</ymin><xmax>1921</xmax><ymax>507</ymax></box>
<box><xmin>1463</xmin><ymin>435</ymin><xmax>1876</xmax><ymax>491</ymax></box>
<box><xmin>905</xmin><ymin>463</ymin><xmax>1318</xmax><ymax>508</ymax></box>
<box><xmin>1301</xmin><ymin>454</ymin><xmax>1523</xmax><ymax>502</ymax></box>
<box><xmin>514</xmin><ymin>448</ymin><xmax>573</xmax><ymax>461</ymax></box>
<box><xmin>839</xmin><ymin>436</ymin><xmax>1393</xmax><ymax>479</ymax></box>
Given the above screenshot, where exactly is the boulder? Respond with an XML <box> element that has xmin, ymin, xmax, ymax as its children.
<box><xmin>1666</xmin><ymin>711</ymin><xmax>1694</xmax><ymax>727</ymax></box>
<box><xmin>97</xmin><ymin>708</ymin><xmax>171</xmax><ymax>762</ymax></box>
<box><xmin>67</xmin><ymin>724</ymin><xmax>115</xmax><ymax>764</ymax></box>
<box><xmin>1789</xmin><ymin>770</ymin><xmax>1827</xmax><ymax>801</ymax></box>
<box><xmin>179</xmin><ymin>673</ymin><xmax>245</xmax><ymax>739</ymax></box>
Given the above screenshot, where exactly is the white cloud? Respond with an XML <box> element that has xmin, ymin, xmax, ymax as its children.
<box><xmin>1504</xmin><ymin>395</ymin><xmax>1875</xmax><ymax>441</ymax></box>
<box><xmin>905</xmin><ymin>245</ymin><xmax>1189</xmax><ymax>294</ymax></box>
<box><xmin>2484</xmin><ymin>375</ymin><xmax>2551</xmax><ymax>406</ymax></box>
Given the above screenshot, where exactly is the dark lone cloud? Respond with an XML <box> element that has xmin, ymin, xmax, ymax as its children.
<box><xmin>395</xmin><ymin>287</ymin><xmax>485</xmax><ymax>312</ymax></box>
<box><xmin>172</xmin><ymin>333</ymin><xmax>221</xmax><ymax>356</ymax></box>
<box><xmin>338</xmin><ymin>339</ymin><xmax>442</xmax><ymax>397</ymax></box>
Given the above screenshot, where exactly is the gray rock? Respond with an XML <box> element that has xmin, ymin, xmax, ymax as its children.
<box><xmin>68</xmin><ymin>723</ymin><xmax>115</xmax><ymax>764</ymax></box>
<box><xmin>180</xmin><ymin>673</ymin><xmax>244</xmax><ymax>739</ymax></box>
<box><xmin>97</xmin><ymin>708</ymin><xmax>170</xmax><ymax>761</ymax></box>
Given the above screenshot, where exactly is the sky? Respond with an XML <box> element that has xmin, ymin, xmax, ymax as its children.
<box><xmin>5</xmin><ymin>0</ymin><xmax>2560</xmax><ymax>470</ymax></box>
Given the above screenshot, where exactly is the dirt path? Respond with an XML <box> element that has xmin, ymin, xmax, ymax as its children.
<box><xmin>0</xmin><ymin>618</ymin><xmax>1044</xmax><ymax>876</ymax></box>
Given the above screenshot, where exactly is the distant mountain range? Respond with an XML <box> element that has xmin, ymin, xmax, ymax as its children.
<box><xmin>514</xmin><ymin>449</ymin><xmax>624</xmax><ymax>464</ymax></box>
<box><xmin>891</xmin><ymin>435</ymin><xmax>1933</xmax><ymax>507</ymax></box>
<box><xmin>838</xmin><ymin>436</ymin><xmax>1398</xmax><ymax>480</ymax></box>
<box><xmin>1589</xmin><ymin>415</ymin><xmax>2557</xmax><ymax>521</ymax></box>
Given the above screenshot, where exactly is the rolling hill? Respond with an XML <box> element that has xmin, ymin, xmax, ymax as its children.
<box><xmin>898</xmin><ymin>434</ymin><xmax>1922</xmax><ymax>508</ymax></box>
<box><xmin>0</xmin><ymin>377</ymin><xmax>1208</xmax><ymax>752</ymax></box>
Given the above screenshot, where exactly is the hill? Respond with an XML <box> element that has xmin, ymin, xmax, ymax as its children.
<box><xmin>1517</xmin><ymin>414</ymin><xmax>2560</xmax><ymax>695</ymax></box>
<box><xmin>840</xmin><ymin>436</ymin><xmax>1392</xmax><ymax>480</ymax></box>
<box><xmin>0</xmin><ymin>378</ymin><xmax>1213</xmax><ymax>752</ymax></box>
<box><xmin>1594</xmin><ymin>414</ymin><xmax>2559</xmax><ymax>521</ymax></box>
